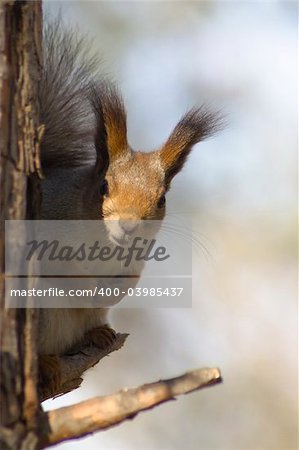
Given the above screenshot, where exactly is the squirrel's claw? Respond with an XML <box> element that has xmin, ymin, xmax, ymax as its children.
<box><xmin>84</xmin><ymin>324</ymin><xmax>117</xmax><ymax>350</ymax></box>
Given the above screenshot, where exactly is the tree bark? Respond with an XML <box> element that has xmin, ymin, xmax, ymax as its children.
<box><xmin>40</xmin><ymin>333</ymin><xmax>129</xmax><ymax>402</ymax></box>
<box><xmin>0</xmin><ymin>2</ymin><xmax>42</xmax><ymax>449</ymax></box>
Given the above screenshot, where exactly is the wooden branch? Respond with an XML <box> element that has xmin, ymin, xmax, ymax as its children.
<box><xmin>39</xmin><ymin>367</ymin><xmax>222</xmax><ymax>448</ymax></box>
<box><xmin>40</xmin><ymin>333</ymin><xmax>129</xmax><ymax>402</ymax></box>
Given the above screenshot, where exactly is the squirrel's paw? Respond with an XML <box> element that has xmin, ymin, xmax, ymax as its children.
<box><xmin>38</xmin><ymin>354</ymin><xmax>62</xmax><ymax>397</ymax></box>
<box><xmin>84</xmin><ymin>324</ymin><xmax>117</xmax><ymax>350</ymax></box>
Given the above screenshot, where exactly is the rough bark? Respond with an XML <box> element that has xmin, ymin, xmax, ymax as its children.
<box><xmin>0</xmin><ymin>2</ymin><xmax>42</xmax><ymax>449</ymax></box>
<box><xmin>40</xmin><ymin>333</ymin><xmax>129</xmax><ymax>402</ymax></box>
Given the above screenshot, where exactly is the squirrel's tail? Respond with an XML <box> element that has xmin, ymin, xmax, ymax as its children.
<box><xmin>39</xmin><ymin>18</ymin><xmax>101</xmax><ymax>170</ymax></box>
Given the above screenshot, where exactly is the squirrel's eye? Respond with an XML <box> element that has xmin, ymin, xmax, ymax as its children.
<box><xmin>100</xmin><ymin>179</ymin><xmax>109</xmax><ymax>196</ymax></box>
<box><xmin>157</xmin><ymin>195</ymin><xmax>166</xmax><ymax>208</ymax></box>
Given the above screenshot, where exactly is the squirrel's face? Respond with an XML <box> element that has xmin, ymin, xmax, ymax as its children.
<box><xmin>91</xmin><ymin>83</ymin><xmax>221</xmax><ymax>245</ymax></box>
<box><xmin>100</xmin><ymin>151</ymin><xmax>166</xmax><ymax>246</ymax></box>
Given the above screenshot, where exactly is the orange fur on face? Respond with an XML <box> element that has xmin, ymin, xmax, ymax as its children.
<box><xmin>102</xmin><ymin>151</ymin><xmax>165</xmax><ymax>221</ymax></box>
<box><xmin>91</xmin><ymin>81</ymin><xmax>222</xmax><ymax>221</ymax></box>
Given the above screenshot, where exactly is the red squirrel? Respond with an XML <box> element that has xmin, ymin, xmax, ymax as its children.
<box><xmin>38</xmin><ymin>20</ymin><xmax>222</xmax><ymax>392</ymax></box>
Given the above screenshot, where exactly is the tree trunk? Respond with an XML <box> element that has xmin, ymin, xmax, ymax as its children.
<box><xmin>0</xmin><ymin>2</ymin><xmax>42</xmax><ymax>449</ymax></box>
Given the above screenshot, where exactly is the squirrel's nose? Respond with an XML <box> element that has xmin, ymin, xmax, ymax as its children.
<box><xmin>119</xmin><ymin>220</ymin><xmax>139</xmax><ymax>235</ymax></box>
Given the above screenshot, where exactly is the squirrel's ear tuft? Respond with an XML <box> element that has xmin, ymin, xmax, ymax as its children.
<box><xmin>159</xmin><ymin>106</ymin><xmax>223</xmax><ymax>184</ymax></box>
<box><xmin>90</xmin><ymin>86</ymin><xmax>109</xmax><ymax>175</ymax></box>
<box><xmin>90</xmin><ymin>82</ymin><xmax>128</xmax><ymax>166</ymax></box>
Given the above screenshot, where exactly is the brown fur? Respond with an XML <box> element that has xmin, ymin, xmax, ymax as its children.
<box><xmin>90</xmin><ymin>88</ymin><xmax>222</xmax><ymax>223</ymax></box>
<box><xmin>94</xmin><ymin>82</ymin><xmax>128</xmax><ymax>162</ymax></box>
<box><xmin>159</xmin><ymin>107</ymin><xmax>223</xmax><ymax>185</ymax></box>
<box><xmin>38</xmin><ymin>20</ymin><xmax>223</xmax><ymax>391</ymax></box>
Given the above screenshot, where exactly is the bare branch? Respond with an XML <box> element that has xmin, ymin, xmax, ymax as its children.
<box><xmin>39</xmin><ymin>367</ymin><xmax>222</xmax><ymax>448</ymax></box>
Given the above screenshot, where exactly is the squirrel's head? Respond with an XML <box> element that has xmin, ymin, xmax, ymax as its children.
<box><xmin>91</xmin><ymin>83</ymin><xmax>221</xmax><ymax>245</ymax></box>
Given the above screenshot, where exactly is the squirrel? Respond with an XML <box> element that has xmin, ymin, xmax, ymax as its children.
<box><xmin>37</xmin><ymin>20</ymin><xmax>221</xmax><ymax>393</ymax></box>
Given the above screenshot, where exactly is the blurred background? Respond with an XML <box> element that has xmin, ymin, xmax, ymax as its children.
<box><xmin>43</xmin><ymin>1</ymin><xmax>297</xmax><ymax>449</ymax></box>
